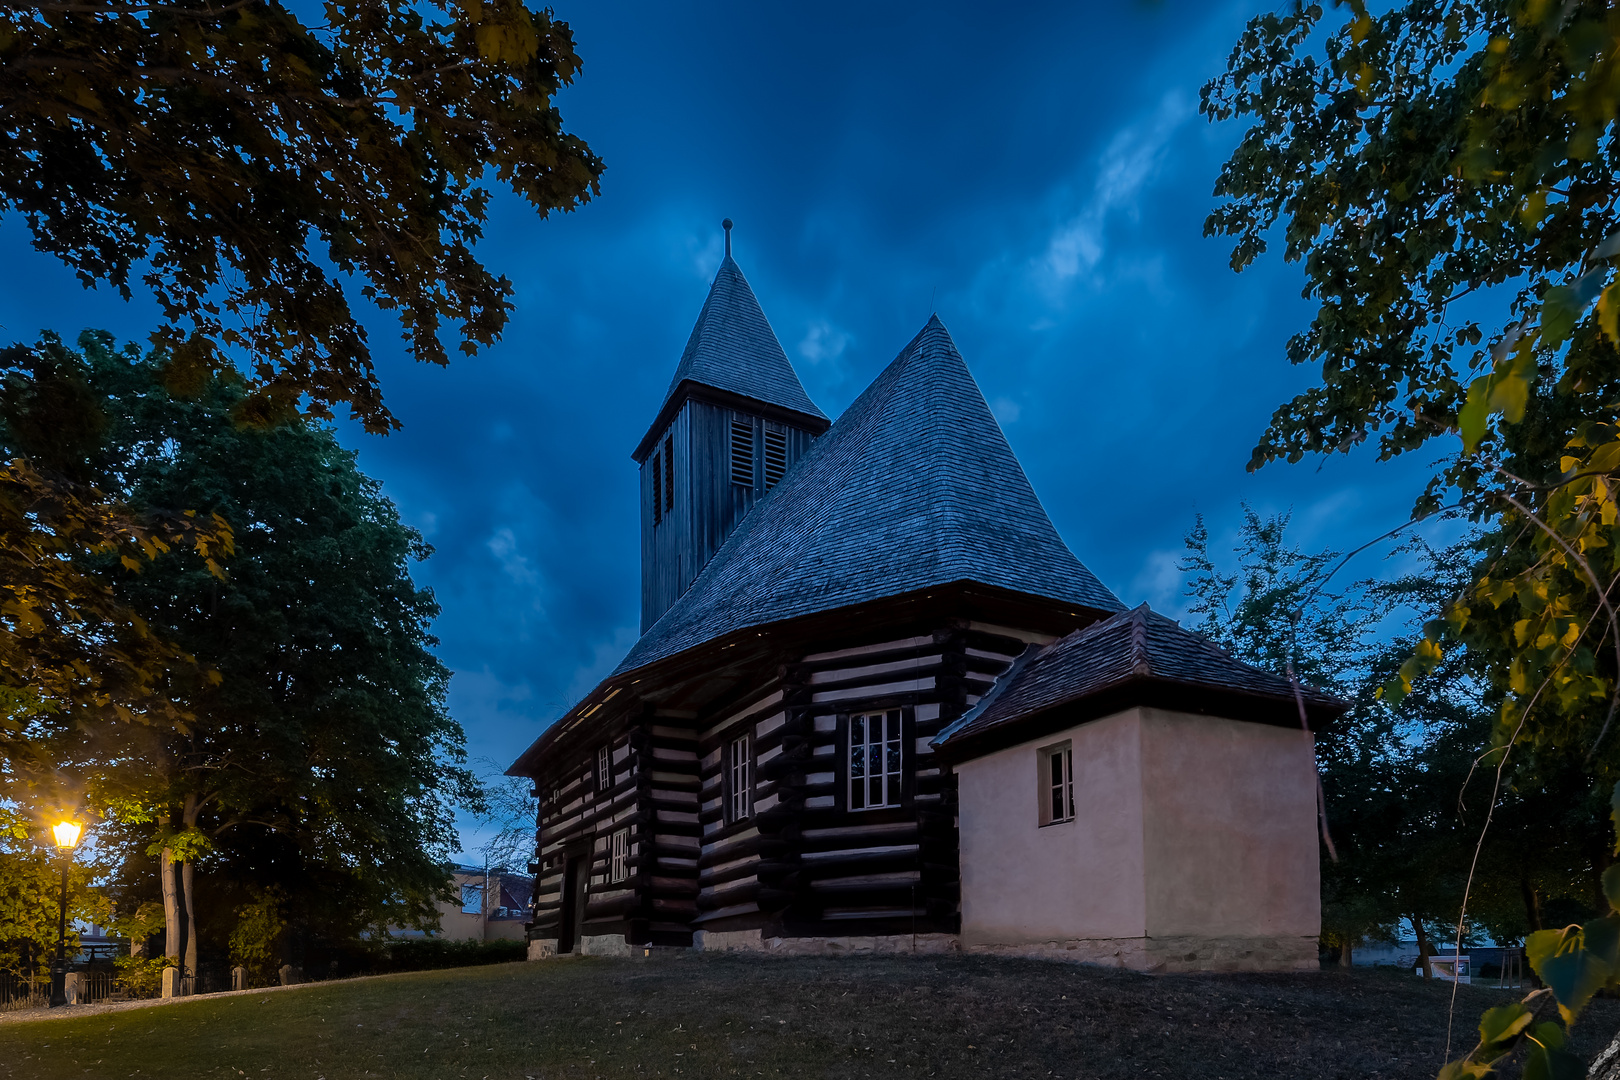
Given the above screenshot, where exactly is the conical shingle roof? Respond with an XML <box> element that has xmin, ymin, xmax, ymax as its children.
<box><xmin>615</xmin><ymin>316</ymin><xmax>1124</xmax><ymax>675</ymax></box>
<box><xmin>657</xmin><ymin>255</ymin><xmax>826</xmax><ymax>423</ymax></box>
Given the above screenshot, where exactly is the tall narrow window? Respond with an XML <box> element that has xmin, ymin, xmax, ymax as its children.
<box><xmin>461</xmin><ymin>882</ymin><xmax>483</xmax><ymax>915</ymax></box>
<box><xmin>597</xmin><ymin>745</ymin><xmax>612</xmax><ymax>791</ymax></box>
<box><xmin>849</xmin><ymin>710</ymin><xmax>903</xmax><ymax>810</ymax></box>
<box><xmin>763</xmin><ymin>427</ymin><xmax>787</xmax><ymax>489</ymax></box>
<box><xmin>1038</xmin><ymin>742</ymin><xmax>1075</xmax><ymax>826</ymax></box>
<box><xmin>663</xmin><ymin>435</ymin><xmax>674</xmax><ymax>512</ymax></box>
<box><xmin>730</xmin><ymin>417</ymin><xmax>754</xmax><ymax>486</ymax></box>
<box><xmin>651</xmin><ymin>451</ymin><xmax>663</xmax><ymax>526</ymax></box>
<box><xmin>610</xmin><ymin>828</ymin><xmax>630</xmax><ymax>883</ymax></box>
<box><xmin>727</xmin><ymin>735</ymin><xmax>751</xmax><ymax>822</ymax></box>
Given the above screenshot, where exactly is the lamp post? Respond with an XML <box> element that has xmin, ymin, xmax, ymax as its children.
<box><xmin>48</xmin><ymin>821</ymin><xmax>81</xmax><ymax>1008</ymax></box>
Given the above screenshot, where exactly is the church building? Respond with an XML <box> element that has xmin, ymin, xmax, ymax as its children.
<box><xmin>507</xmin><ymin>225</ymin><xmax>1340</xmax><ymax>973</ymax></box>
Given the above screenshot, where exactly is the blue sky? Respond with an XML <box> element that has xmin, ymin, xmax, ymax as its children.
<box><xmin>0</xmin><ymin>0</ymin><xmax>1441</xmax><ymax>849</ymax></box>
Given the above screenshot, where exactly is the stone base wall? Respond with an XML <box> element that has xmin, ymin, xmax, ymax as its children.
<box><xmin>963</xmin><ymin>934</ymin><xmax>1318</xmax><ymax>973</ymax></box>
<box><xmin>527</xmin><ymin>938</ymin><xmax>557</xmax><ymax>960</ymax></box>
<box><xmin>694</xmin><ymin>929</ymin><xmax>960</xmax><ymax>955</ymax></box>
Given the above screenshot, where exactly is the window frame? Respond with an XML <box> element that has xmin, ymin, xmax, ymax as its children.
<box><xmin>597</xmin><ymin>745</ymin><xmax>612</xmax><ymax>792</ymax></box>
<box><xmin>726</xmin><ymin>733</ymin><xmax>752</xmax><ymax>823</ymax></box>
<box><xmin>609</xmin><ymin>828</ymin><xmax>630</xmax><ymax>884</ymax></box>
<box><xmin>1037</xmin><ymin>741</ymin><xmax>1075</xmax><ymax>827</ymax></box>
<box><xmin>846</xmin><ymin>708</ymin><xmax>906</xmax><ymax>812</ymax></box>
<box><xmin>460</xmin><ymin>882</ymin><xmax>483</xmax><ymax>915</ymax></box>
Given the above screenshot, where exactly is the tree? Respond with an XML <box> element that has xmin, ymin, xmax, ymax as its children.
<box><xmin>0</xmin><ymin>0</ymin><xmax>602</xmax><ymax>743</ymax></box>
<box><xmin>25</xmin><ymin>330</ymin><xmax>475</xmax><ymax>975</ymax></box>
<box><xmin>1204</xmin><ymin>1</ymin><xmax>1620</xmax><ymax>1071</ymax></box>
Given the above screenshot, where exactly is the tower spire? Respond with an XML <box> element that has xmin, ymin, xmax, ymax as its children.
<box><xmin>722</xmin><ymin>218</ymin><xmax>733</xmax><ymax>260</ymax></box>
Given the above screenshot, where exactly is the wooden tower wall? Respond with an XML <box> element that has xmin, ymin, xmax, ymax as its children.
<box><xmin>640</xmin><ymin>400</ymin><xmax>819</xmax><ymax>633</ymax></box>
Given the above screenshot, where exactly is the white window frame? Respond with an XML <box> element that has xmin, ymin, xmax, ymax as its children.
<box><xmin>1038</xmin><ymin>741</ymin><xmax>1075</xmax><ymax>826</ymax></box>
<box><xmin>597</xmin><ymin>745</ymin><xmax>612</xmax><ymax>791</ymax></box>
<box><xmin>849</xmin><ymin>709</ymin><xmax>903</xmax><ymax>811</ymax></box>
<box><xmin>460</xmin><ymin>882</ymin><xmax>483</xmax><ymax>915</ymax></box>
<box><xmin>727</xmin><ymin>734</ymin><xmax>751</xmax><ymax>823</ymax></box>
<box><xmin>609</xmin><ymin>828</ymin><xmax>630</xmax><ymax>883</ymax></box>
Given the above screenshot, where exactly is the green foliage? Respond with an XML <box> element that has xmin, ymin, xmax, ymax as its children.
<box><xmin>0</xmin><ymin>806</ymin><xmax>93</xmax><ymax>979</ymax></box>
<box><xmin>228</xmin><ymin>888</ymin><xmax>286</xmax><ymax>984</ymax></box>
<box><xmin>0</xmin><ymin>0</ymin><xmax>602</xmax><ymax>434</ymax></box>
<box><xmin>367</xmin><ymin>936</ymin><xmax>526</xmax><ymax>973</ymax></box>
<box><xmin>112</xmin><ymin>954</ymin><xmax>167</xmax><ymax>999</ymax></box>
<box><xmin>1207</xmin><ymin>0</ymin><xmax>1620</xmax><ymax>1071</ymax></box>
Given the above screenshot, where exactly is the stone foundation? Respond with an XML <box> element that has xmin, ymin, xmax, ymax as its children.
<box><xmin>526</xmin><ymin>935</ymin><xmax>634</xmax><ymax>959</ymax></box>
<box><xmin>963</xmin><ymin>934</ymin><xmax>1318</xmax><ymax>973</ymax></box>
<box><xmin>694</xmin><ymin>929</ymin><xmax>959</xmax><ymax>955</ymax></box>
<box><xmin>527</xmin><ymin>938</ymin><xmax>557</xmax><ymax>960</ymax></box>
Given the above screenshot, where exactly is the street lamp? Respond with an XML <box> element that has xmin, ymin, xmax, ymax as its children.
<box><xmin>48</xmin><ymin>821</ymin><xmax>81</xmax><ymax>1008</ymax></box>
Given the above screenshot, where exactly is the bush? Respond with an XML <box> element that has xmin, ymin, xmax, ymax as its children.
<box><xmin>114</xmin><ymin>955</ymin><xmax>168</xmax><ymax>998</ymax></box>
<box><xmin>369</xmin><ymin>937</ymin><xmax>526</xmax><ymax>973</ymax></box>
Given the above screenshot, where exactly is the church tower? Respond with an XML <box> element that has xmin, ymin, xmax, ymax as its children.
<box><xmin>632</xmin><ymin>222</ymin><xmax>829</xmax><ymax>632</ymax></box>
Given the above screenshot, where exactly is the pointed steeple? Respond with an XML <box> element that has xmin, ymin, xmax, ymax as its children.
<box><xmin>635</xmin><ymin>233</ymin><xmax>826</xmax><ymax>462</ymax></box>
<box><xmin>616</xmin><ymin>316</ymin><xmax>1124</xmax><ymax>674</ymax></box>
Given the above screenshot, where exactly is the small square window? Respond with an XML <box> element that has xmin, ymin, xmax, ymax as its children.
<box><xmin>610</xmin><ymin>828</ymin><xmax>630</xmax><ymax>883</ymax></box>
<box><xmin>727</xmin><ymin>735</ymin><xmax>751</xmax><ymax>823</ymax></box>
<box><xmin>597</xmin><ymin>745</ymin><xmax>612</xmax><ymax>791</ymax></box>
<box><xmin>1038</xmin><ymin>742</ymin><xmax>1075</xmax><ymax>826</ymax></box>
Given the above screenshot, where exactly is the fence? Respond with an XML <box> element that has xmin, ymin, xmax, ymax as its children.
<box><xmin>0</xmin><ymin>974</ymin><xmax>49</xmax><ymax>1012</ymax></box>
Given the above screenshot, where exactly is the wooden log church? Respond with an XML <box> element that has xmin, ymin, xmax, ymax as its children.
<box><xmin>508</xmin><ymin>224</ymin><xmax>1341</xmax><ymax>972</ymax></box>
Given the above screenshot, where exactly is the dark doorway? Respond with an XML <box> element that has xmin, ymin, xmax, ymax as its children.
<box><xmin>557</xmin><ymin>854</ymin><xmax>588</xmax><ymax>954</ymax></box>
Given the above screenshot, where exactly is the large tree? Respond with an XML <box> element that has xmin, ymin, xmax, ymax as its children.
<box><xmin>0</xmin><ymin>0</ymin><xmax>601</xmax><ymax>740</ymax></box>
<box><xmin>9</xmin><ymin>330</ymin><xmax>475</xmax><ymax>975</ymax></box>
<box><xmin>1205</xmin><ymin>0</ymin><xmax>1620</xmax><ymax>1072</ymax></box>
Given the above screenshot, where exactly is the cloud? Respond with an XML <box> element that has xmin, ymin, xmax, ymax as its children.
<box><xmin>1036</xmin><ymin>92</ymin><xmax>1194</xmax><ymax>294</ymax></box>
<box><xmin>487</xmin><ymin>526</ymin><xmax>540</xmax><ymax>589</ymax></box>
<box><xmin>565</xmin><ymin>624</ymin><xmax>640</xmax><ymax>706</ymax></box>
<box><xmin>799</xmin><ymin>319</ymin><xmax>851</xmax><ymax>365</ymax></box>
<box><xmin>991</xmin><ymin>396</ymin><xmax>1022</xmax><ymax>424</ymax></box>
<box><xmin>1129</xmin><ymin>548</ymin><xmax>1189</xmax><ymax>617</ymax></box>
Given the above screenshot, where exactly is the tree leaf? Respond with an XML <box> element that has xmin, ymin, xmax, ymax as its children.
<box><xmin>1478</xmin><ymin>1001</ymin><xmax>1534</xmax><ymax>1048</ymax></box>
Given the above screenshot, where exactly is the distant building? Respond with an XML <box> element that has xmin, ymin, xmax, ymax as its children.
<box><xmin>421</xmin><ymin>865</ymin><xmax>534</xmax><ymax>942</ymax></box>
<box><xmin>508</xmin><ymin>226</ymin><xmax>1343</xmax><ymax>972</ymax></box>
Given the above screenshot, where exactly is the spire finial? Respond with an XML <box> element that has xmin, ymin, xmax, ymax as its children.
<box><xmin>722</xmin><ymin>218</ymin><xmax>733</xmax><ymax>259</ymax></box>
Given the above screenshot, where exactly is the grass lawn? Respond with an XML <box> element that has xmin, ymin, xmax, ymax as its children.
<box><xmin>1</xmin><ymin>954</ymin><xmax>1615</xmax><ymax>1080</ymax></box>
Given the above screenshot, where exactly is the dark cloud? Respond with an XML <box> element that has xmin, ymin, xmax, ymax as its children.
<box><xmin>0</xmin><ymin>0</ymin><xmax>1440</xmax><ymax>851</ymax></box>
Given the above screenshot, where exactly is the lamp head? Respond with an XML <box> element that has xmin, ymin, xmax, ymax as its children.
<box><xmin>51</xmin><ymin>821</ymin><xmax>81</xmax><ymax>851</ymax></box>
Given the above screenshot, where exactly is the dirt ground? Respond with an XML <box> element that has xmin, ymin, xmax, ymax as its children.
<box><xmin>1</xmin><ymin>953</ymin><xmax>1614</xmax><ymax>1079</ymax></box>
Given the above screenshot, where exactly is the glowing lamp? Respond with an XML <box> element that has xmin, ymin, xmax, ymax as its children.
<box><xmin>51</xmin><ymin>821</ymin><xmax>81</xmax><ymax>851</ymax></box>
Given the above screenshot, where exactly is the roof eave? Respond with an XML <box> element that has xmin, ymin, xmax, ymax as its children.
<box><xmin>932</xmin><ymin>675</ymin><xmax>1348</xmax><ymax>765</ymax></box>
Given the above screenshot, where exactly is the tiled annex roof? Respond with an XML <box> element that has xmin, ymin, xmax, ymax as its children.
<box><xmin>934</xmin><ymin>604</ymin><xmax>1343</xmax><ymax>751</ymax></box>
<box><xmin>614</xmin><ymin>316</ymin><xmax>1124</xmax><ymax>675</ymax></box>
<box><xmin>657</xmin><ymin>255</ymin><xmax>827</xmax><ymax>422</ymax></box>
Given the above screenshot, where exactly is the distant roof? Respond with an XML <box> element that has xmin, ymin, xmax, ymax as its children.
<box><xmin>614</xmin><ymin>316</ymin><xmax>1124</xmax><ymax>675</ymax></box>
<box><xmin>655</xmin><ymin>254</ymin><xmax>826</xmax><ymax>422</ymax></box>
<box><xmin>934</xmin><ymin>603</ymin><xmax>1345</xmax><ymax>757</ymax></box>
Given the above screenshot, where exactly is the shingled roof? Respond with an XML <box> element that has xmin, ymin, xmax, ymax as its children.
<box><xmin>614</xmin><ymin>316</ymin><xmax>1124</xmax><ymax>675</ymax></box>
<box><xmin>933</xmin><ymin>604</ymin><xmax>1345</xmax><ymax>759</ymax></box>
<box><xmin>656</xmin><ymin>253</ymin><xmax>827</xmax><ymax>424</ymax></box>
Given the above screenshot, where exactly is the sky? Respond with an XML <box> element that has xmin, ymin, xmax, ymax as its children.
<box><xmin>0</xmin><ymin>0</ymin><xmax>1447</xmax><ymax>853</ymax></box>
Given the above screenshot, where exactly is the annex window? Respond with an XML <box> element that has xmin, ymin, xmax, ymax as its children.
<box><xmin>597</xmin><ymin>745</ymin><xmax>612</xmax><ymax>791</ymax></box>
<box><xmin>663</xmin><ymin>435</ymin><xmax>675</xmax><ymax>512</ymax></box>
<box><xmin>730</xmin><ymin>417</ymin><xmax>755</xmax><ymax>486</ymax></box>
<box><xmin>651</xmin><ymin>450</ymin><xmax>663</xmax><ymax>526</ymax></box>
<box><xmin>763</xmin><ymin>427</ymin><xmax>787</xmax><ymax>489</ymax></box>
<box><xmin>461</xmin><ymin>883</ymin><xmax>483</xmax><ymax>915</ymax></box>
<box><xmin>1039</xmin><ymin>742</ymin><xmax>1075</xmax><ymax>826</ymax></box>
<box><xmin>609</xmin><ymin>828</ymin><xmax>630</xmax><ymax>883</ymax></box>
<box><xmin>849</xmin><ymin>709</ymin><xmax>903</xmax><ymax>810</ymax></box>
<box><xmin>727</xmin><ymin>735</ymin><xmax>751</xmax><ymax>823</ymax></box>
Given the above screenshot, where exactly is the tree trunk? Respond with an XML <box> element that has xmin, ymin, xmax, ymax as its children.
<box><xmin>1338</xmin><ymin>937</ymin><xmax>1353</xmax><ymax>968</ymax></box>
<box><xmin>1588</xmin><ymin>1025</ymin><xmax>1620</xmax><ymax>1080</ymax></box>
<box><xmin>1523</xmin><ymin>876</ymin><xmax>1545</xmax><ymax>931</ymax></box>
<box><xmin>160</xmin><ymin>845</ymin><xmax>183</xmax><ymax>967</ymax></box>
<box><xmin>1412</xmin><ymin>915</ymin><xmax>1434</xmax><ymax>978</ymax></box>
<box><xmin>182</xmin><ymin>858</ymin><xmax>198</xmax><ymax>980</ymax></box>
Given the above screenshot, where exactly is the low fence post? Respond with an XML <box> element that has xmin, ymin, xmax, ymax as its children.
<box><xmin>161</xmin><ymin>966</ymin><xmax>180</xmax><ymax>999</ymax></box>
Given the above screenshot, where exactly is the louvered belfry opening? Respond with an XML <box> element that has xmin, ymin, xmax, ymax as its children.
<box><xmin>730</xmin><ymin>417</ymin><xmax>755</xmax><ymax>486</ymax></box>
<box><xmin>763</xmin><ymin>427</ymin><xmax>787</xmax><ymax>489</ymax></box>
